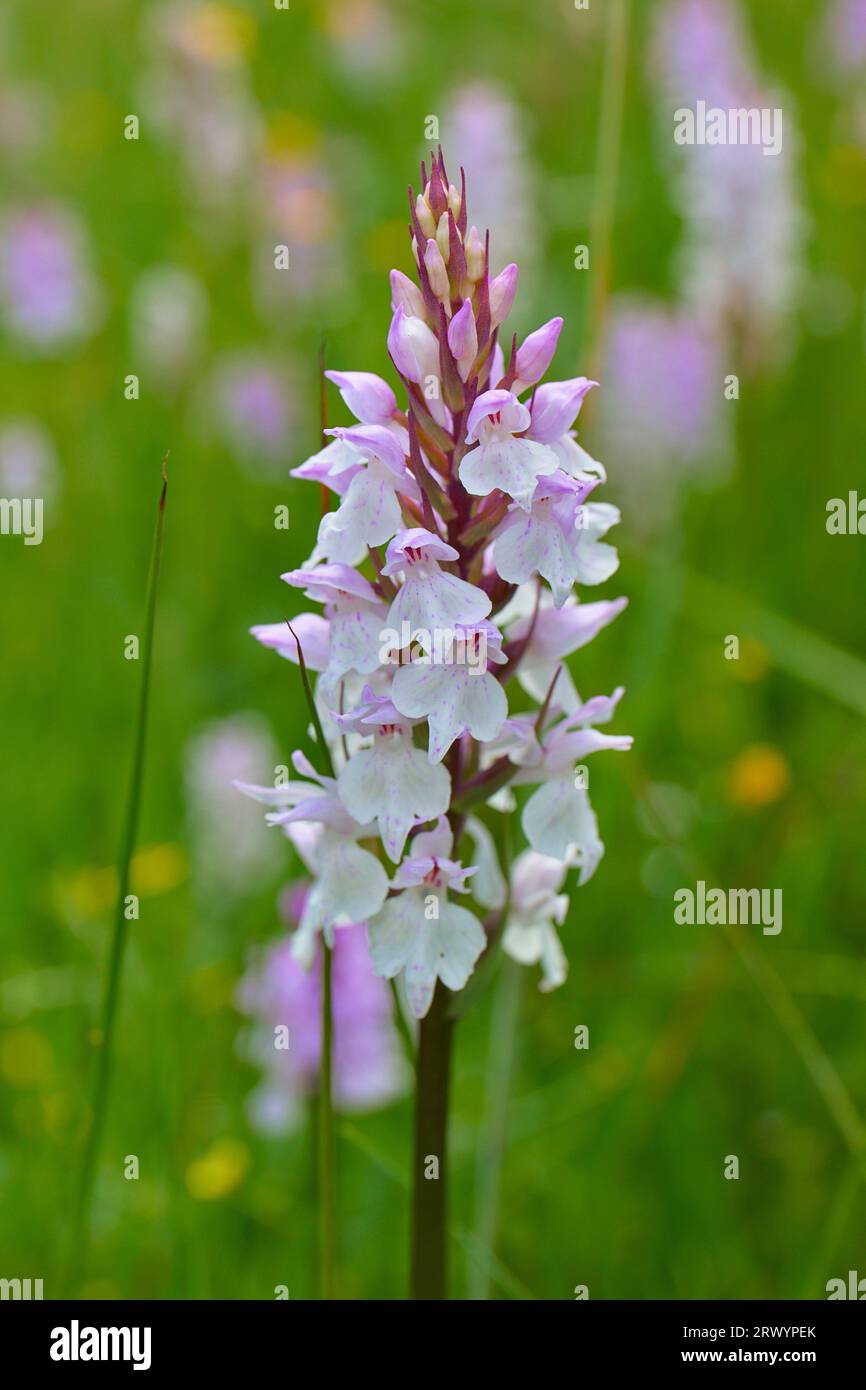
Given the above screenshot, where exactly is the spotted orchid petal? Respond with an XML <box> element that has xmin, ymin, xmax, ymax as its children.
<box><xmin>502</xmin><ymin>849</ymin><xmax>570</xmax><ymax>991</ymax></box>
<box><xmin>382</xmin><ymin>528</ymin><xmax>491</xmax><ymax>653</ymax></box>
<box><xmin>291</xmin><ymin>437</ymin><xmax>365</xmax><ymax>495</ymax></box>
<box><xmin>291</xmin><ymin>833</ymin><xmax>389</xmax><ymax>963</ymax></box>
<box><xmin>493</xmin><ymin>486</ymin><xmax>620</xmax><ymax>606</ymax></box>
<box><xmin>391</xmin><ymin>625</ymin><xmax>508</xmax><ymax>763</ymax></box>
<box><xmin>464</xmin><ymin>815</ymin><xmax>507</xmax><ymax>910</ymax></box>
<box><xmin>367</xmin><ymin>887</ymin><xmax>486</xmax><ymax>1019</ymax></box>
<box><xmin>503</xmin><ymin>594</ymin><xmax>628</xmax><ymax>712</ymax></box>
<box><xmin>521</xmin><ymin>779</ymin><xmax>605</xmax><ymax>875</ymax></box>
<box><xmin>460</xmin><ymin>389</ymin><xmax>559</xmax><ymax>512</ymax></box>
<box><xmin>336</xmin><ymin>720</ymin><xmax>451</xmax><ymax>862</ymax></box>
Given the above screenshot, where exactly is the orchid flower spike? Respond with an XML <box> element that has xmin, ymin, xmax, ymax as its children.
<box><xmin>237</xmin><ymin>153</ymin><xmax>631</xmax><ymax>1016</ymax></box>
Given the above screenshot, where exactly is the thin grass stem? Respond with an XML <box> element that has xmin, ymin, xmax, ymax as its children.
<box><xmin>66</xmin><ymin>459</ymin><xmax>168</xmax><ymax>1293</ymax></box>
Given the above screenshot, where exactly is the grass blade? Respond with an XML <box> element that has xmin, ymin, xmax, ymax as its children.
<box><xmin>66</xmin><ymin>458</ymin><xmax>168</xmax><ymax>1292</ymax></box>
<box><xmin>286</xmin><ymin>621</ymin><xmax>335</xmax><ymax>779</ymax></box>
<box><xmin>284</xmin><ymin>619</ymin><xmax>338</xmax><ymax>1296</ymax></box>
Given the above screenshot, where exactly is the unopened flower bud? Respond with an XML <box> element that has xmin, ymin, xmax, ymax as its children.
<box><xmin>427</xmin><ymin>170</ymin><xmax>447</xmax><ymax>221</ymax></box>
<box><xmin>424</xmin><ymin>238</ymin><xmax>450</xmax><ymax>301</ymax></box>
<box><xmin>447</xmin><ymin>299</ymin><xmax>478</xmax><ymax>381</ymax></box>
<box><xmin>435</xmin><ymin>213</ymin><xmax>451</xmax><ymax>264</ymax></box>
<box><xmin>447</xmin><ymin>184</ymin><xmax>462</xmax><ymax>221</ymax></box>
<box><xmin>387</xmin><ymin>305</ymin><xmax>440</xmax><ymax>383</ymax></box>
<box><xmin>514</xmin><ymin>316</ymin><xmax>563</xmax><ymax>387</ymax></box>
<box><xmin>464</xmin><ymin>225</ymin><xmax>485</xmax><ymax>281</ymax></box>
<box><xmin>390</xmin><ymin>268</ymin><xmax>427</xmax><ymax>320</ymax></box>
<box><xmin>415</xmin><ymin>193</ymin><xmax>436</xmax><ymax>240</ymax></box>
<box><xmin>489</xmin><ymin>263</ymin><xmax>518</xmax><ymax>328</ymax></box>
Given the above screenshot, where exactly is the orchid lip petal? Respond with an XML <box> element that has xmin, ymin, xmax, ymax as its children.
<box><xmin>465</xmin><ymin>388</ymin><xmax>529</xmax><ymax>442</ymax></box>
<box><xmin>382</xmin><ymin>526</ymin><xmax>459</xmax><ymax>573</ymax></box>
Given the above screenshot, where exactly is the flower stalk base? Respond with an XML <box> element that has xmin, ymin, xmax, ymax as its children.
<box><xmin>410</xmin><ymin>983</ymin><xmax>455</xmax><ymax>1300</ymax></box>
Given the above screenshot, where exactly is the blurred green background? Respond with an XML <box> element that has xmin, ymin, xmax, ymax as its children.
<box><xmin>1</xmin><ymin>0</ymin><xmax>865</xmax><ymax>1300</ymax></box>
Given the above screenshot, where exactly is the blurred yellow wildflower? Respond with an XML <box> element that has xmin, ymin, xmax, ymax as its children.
<box><xmin>726</xmin><ymin>745</ymin><xmax>791</xmax><ymax>809</ymax></box>
<box><xmin>321</xmin><ymin>0</ymin><xmax>379</xmax><ymax>42</ymax></box>
<box><xmin>186</xmin><ymin>1138</ymin><xmax>250</xmax><ymax>1201</ymax></box>
<box><xmin>0</xmin><ymin>1026</ymin><xmax>54</xmax><ymax>1087</ymax></box>
<box><xmin>174</xmin><ymin>4</ymin><xmax>256</xmax><ymax>66</ymax></box>
<box><xmin>266</xmin><ymin>112</ymin><xmax>320</xmax><ymax>156</ymax></box>
<box><xmin>57</xmin><ymin>842</ymin><xmax>187</xmax><ymax>920</ymax></box>
<box><xmin>729</xmin><ymin>637</ymin><xmax>770</xmax><ymax>683</ymax></box>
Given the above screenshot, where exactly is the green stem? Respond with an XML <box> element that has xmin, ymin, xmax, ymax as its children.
<box><xmin>318</xmin><ymin>938</ymin><xmax>337</xmax><ymax>1298</ymax></box>
<box><xmin>67</xmin><ymin>461</ymin><xmax>168</xmax><ymax>1293</ymax></box>
<box><xmin>410</xmin><ymin>982</ymin><xmax>455</xmax><ymax>1299</ymax></box>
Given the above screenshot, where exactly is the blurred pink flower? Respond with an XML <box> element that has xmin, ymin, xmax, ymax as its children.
<box><xmin>141</xmin><ymin>1</ymin><xmax>262</xmax><ymax>217</ymax></box>
<box><xmin>601</xmin><ymin>296</ymin><xmax>729</xmax><ymax>527</ymax></box>
<box><xmin>653</xmin><ymin>0</ymin><xmax>751</xmax><ymax>103</ymax></box>
<box><xmin>210</xmin><ymin>352</ymin><xmax>300</xmax><ymax>474</ymax></box>
<box><xmin>652</xmin><ymin>0</ymin><xmax>805</xmax><ymax>367</ymax></box>
<box><xmin>0</xmin><ymin>81</ymin><xmax>52</xmax><ymax>159</ymax></box>
<box><xmin>0</xmin><ymin>205</ymin><xmax>101</xmax><ymax>349</ymax></box>
<box><xmin>237</xmin><ymin>896</ymin><xmax>408</xmax><ymax>1133</ymax></box>
<box><xmin>130</xmin><ymin>265</ymin><xmax>209</xmax><ymax>390</ymax></box>
<box><xmin>252</xmin><ymin>151</ymin><xmax>347</xmax><ymax>314</ymax></box>
<box><xmin>0</xmin><ymin>419</ymin><xmax>60</xmax><ymax>502</ymax></box>
<box><xmin>826</xmin><ymin>0</ymin><xmax>866</xmax><ymax>74</ymax></box>
<box><xmin>184</xmin><ymin>713</ymin><xmax>282</xmax><ymax>906</ymax></box>
<box><xmin>322</xmin><ymin>0</ymin><xmax>405</xmax><ymax>82</ymax></box>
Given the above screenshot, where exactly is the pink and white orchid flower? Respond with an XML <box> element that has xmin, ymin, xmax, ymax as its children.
<box><xmin>367</xmin><ymin>818</ymin><xmax>486</xmax><ymax>1019</ymax></box>
<box><xmin>237</xmin><ymin>151</ymin><xmax>631</xmax><ymax>1023</ymax></box>
<box><xmin>502</xmin><ymin>850</ymin><xmax>571</xmax><ymax>992</ymax></box>
<box><xmin>493</xmin><ymin>475</ymin><xmax>621</xmax><ymax>607</ymax></box>
<box><xmin>382</xmin><ymin>527</ymin><xmax>491</xmax><ymax>653</ymax></box>
<box><xmin>334</xmin><ymin>688</ymin><xmax>451</xmax><ymax>863</ymax></box>
<box><xmin>459</xmin><ymin>389</ymin><xmax>559</xmax><ymax>513</ymax></box>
